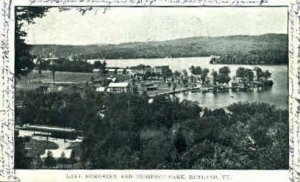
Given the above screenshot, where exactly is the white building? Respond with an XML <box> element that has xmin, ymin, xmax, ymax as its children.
<box><xmin>96</xmin><ymin>87</ymin><xmax>106</xmax><ymax>92</ymax></box>
<box><xmin>93</xmin><ymin>68</ymin><xmax>100</xmax><ymax>73</ymax></box>
<box><xmin>107</xmin><ymin>82</ymin><xmax>131</xmax><ymax>93</ymax></box>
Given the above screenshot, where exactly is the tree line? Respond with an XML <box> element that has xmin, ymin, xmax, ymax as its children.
<box><xmin>80</xmin><ymin>93</ymin><xmax>288</xmax><ymax>169</ymax></box>
<box><xmin>188</xmin><ymin>65</ymin><xmax>272</xmax><ymax>85</ymax></box>
<box><xmin>210</xmin><ymin>49</ymin><xmax>288</xmax><ymax>65</ymax></box>
<box><xmin>30</xmin><ymin>35</ymin><xmax>287</xmax><ymax>66</ymax></box>
<box><xmin>36</xmin><ymin>58</ymin><xmax>96</xmax><ymax>73</ymax></box>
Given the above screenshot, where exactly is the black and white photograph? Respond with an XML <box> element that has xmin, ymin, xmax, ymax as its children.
<box><xmin>14</xmin><ymin>6</ymin><xmax>289</xmax><ymax>170</ymax></box>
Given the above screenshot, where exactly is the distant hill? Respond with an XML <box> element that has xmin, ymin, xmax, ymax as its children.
<box><xmin>29</xmin><ymin>34</ymin><xmax>288</xmax><ymax>64</ymax></box>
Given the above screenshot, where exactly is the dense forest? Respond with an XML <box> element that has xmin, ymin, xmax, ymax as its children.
<box><xmin>210</xmin><ymin>49</ymin><xmax>288</xmax><ymax>65</ymax></box>
<box><xmin>30</xmin><ymin>34</ymin><xmax>288</xmax><ymax>65</ymax></box>
<box><xmin>16</xmin><ymin>83</ymin><xmax>288</xmax><ymax>169</ymax></box>
<box><xmin>37</xmin><ymin>58</ymin><xmax>94</xmax><ymax>73</ymax></box>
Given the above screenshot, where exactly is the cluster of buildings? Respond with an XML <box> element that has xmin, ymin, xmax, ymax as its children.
<box><xmin>92</xmin><ymin>65</ymin><xmax>172</xmax><ymax>77</ymax></box>
<box><xmin>92</xmin><ymin>65</ymin><xmax>172</xmax><ymax>94</ymax></box>
<box><xmin>92</xmin><ymin>74</ymin><xmax>132</xmax><ymax>94</ymax></box>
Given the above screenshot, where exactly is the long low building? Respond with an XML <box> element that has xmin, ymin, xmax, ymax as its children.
<box><xmin>107</xmin><ymin>82</ymin><xmax>131</xmax><ymax>93</ymax></box>
<box><xmin>19</xmin><ymin>124</ymin><xmax>81</xmax><ymax>139</ymax></box>
<box><xmin>22</xmin><ymin>124</ymin><xmax>76</xmax><ymax>133</ymax></box>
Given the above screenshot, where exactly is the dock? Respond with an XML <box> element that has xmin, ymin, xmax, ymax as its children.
<box><xmin>149</xmin><ymin>87</ymin><xmax>201</xmax><ymax>98</ymax></box>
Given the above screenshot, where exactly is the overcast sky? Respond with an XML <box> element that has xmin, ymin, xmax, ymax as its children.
<box><xmin>25</xmin><ymin>7</ymin><xmax>287</xmax><ymax>45</ymax></box>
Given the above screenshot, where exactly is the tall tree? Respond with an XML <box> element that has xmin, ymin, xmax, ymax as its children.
<box><xmin>44</xmin><ymin>151</ymin><xmax>56</xmax><ymax>168</ymax></box>
<box><xmin>182</xmin><ymin>69</ymin><xmax>188</xmax><ymax>78</ymax></box>
<box><xmin>200</xmin><ymin>68</ymin><xmax>209</xmax><ymax>84</ymax></box>
<box><xmin>70</xmin><ymin>150</ymin><xmax>77</xmax><ymax>168</ymax></box>
<box><xmin>189</xmin><ymin>66</ymin><xmax>195</xmax><ymax>74</ymax></box>
<box><xmin>254</xmin><ymin>67</ymin><xmax>263</xmax><ymax>81</ymax></box>
<box><xmin>263</xmin><ymin>70</ymin><xmax>272</xmax><ymax>80</ymax></box>
<box><xmin>15</xmin><ymin>7</ymin><xmax>49</xmax><ymax>78</ymax></box>
<box><xmin>236</xmin><ymin>67</ymin><xmax>246</xmax><ymax>79</ymax></box>
<box><xmin>219</xmin><ymin>66</ymin><xmax>230</xmax><ymax>76</ymax></box>
<box><xmin>218</xmin><ymin>66</ymin><xmax>231</xmax><ymax>84</ymax></box>
<box><xmin>189</xmin><ymin>66</ymin><xmax>202</xmax><ymax>75</ymax></box>
<box><xmin>212</xmin><ymin>70</ymin><xmax>219</xmax><ymax>85</ymax></box>
<box><xmin>15</xmin><ymin>131</ymin><xmax>31</xmax><ymax>168</ymax></box>
<box><xmin>58</xmin><ymin>152</ymin><xmax>67</xmax><ymax>169</ymax></box>
<box><xmin>245</xmin><ymin>69</ymin><xmax>254</xmax><ymax>82</ymax></box>
<box><xmin>94</xmin><ymin>60</ymin><xmax>107</xmax><ymax>75</ymax></box>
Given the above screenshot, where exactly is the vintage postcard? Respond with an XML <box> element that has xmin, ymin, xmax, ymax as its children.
<box><xmin>0</xmin><ymin>0</ymin><xmax>299</xmax><ymax>182</ymax></box>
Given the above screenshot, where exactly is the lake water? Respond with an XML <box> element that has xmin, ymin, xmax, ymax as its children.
<box><xmin>104</xmin><ymin>57</ymin><xmax>288</xmax><ymax>109</ymax></box>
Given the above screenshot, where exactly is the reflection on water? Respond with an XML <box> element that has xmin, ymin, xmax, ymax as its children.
<box><xmin>104</xmin><ymin>57</ymin><xmax>288</xmax><ymax>109</ymax></box>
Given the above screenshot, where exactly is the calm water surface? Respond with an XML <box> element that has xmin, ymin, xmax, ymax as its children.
<box><xmin>104</xmin><ymin>57</ymin><xmax>288</xmax><ymax>109</ymax></box>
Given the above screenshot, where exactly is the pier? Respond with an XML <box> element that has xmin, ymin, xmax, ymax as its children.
<box><xmin>149</xmin><ymin>87</ymin><xmax>201</xmax><ymax>98</ymax></box>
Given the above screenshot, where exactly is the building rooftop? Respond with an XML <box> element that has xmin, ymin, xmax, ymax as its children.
<box><xmin>23</xmin><ymin>124</ymin><xmax>76</xmax><ymax>133</ymax></box>
<box><xmin>108</xmin><ymin>82</ymin><xmax>129</xmax><ymax>88</ymax></box>
<box><xmin>93</xmin><ymin>68</ymin><xmax>100</xmax><ymax>72</ymax></box>
<box><xmin>96</xmin><ymin>87</ymin><xmax>106</xmax><ymax>92</ymax></box>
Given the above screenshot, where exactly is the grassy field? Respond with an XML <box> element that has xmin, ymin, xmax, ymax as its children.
<box><xmin>16</xmin><ymin>70</ymin><xmax>131</xmax><ymax>91</ymax></box>
<box><xmin>17</xmin><ymin>70</ymin><xmax>98</xmax><ymax>83</ymax></box>
<box><xmin>16</xmin><ymin>70</ymin><xmax>99</xmax><ymax>90</ymax></box>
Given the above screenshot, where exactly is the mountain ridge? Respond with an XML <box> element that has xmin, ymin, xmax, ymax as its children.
<box><xmin>29</xmin><ymin>34</ymin><xmax>288</xmax><ymax>64</ymax></box>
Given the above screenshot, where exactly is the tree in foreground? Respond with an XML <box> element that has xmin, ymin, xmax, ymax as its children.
<box><xmin>44</xmin><ymin>151</ymin><xmax>56</xmax><ymax>168</ymax></box>
<box><xmin>70</xmin><ymin>150</ymin><xmax>77</xmax><ymax>168</ymax></box>
<box><xmin>15</xmin><ymin>7</ymin><xmax>49</xmax><ymax>78</ymax></box>
<box><xmin>15</xmin><ymin>131</ymin><xmax>31</xmax><ymax>168</ymax></box>
<box><xmin>58</xmin><ymin>152</ymin><xmax>67</xmax><ymax>169</ymax></box>
<box><xmin>81</xmin><ymin>94</ymin><xmax>288</xmax><ymax>169</ymax></box>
